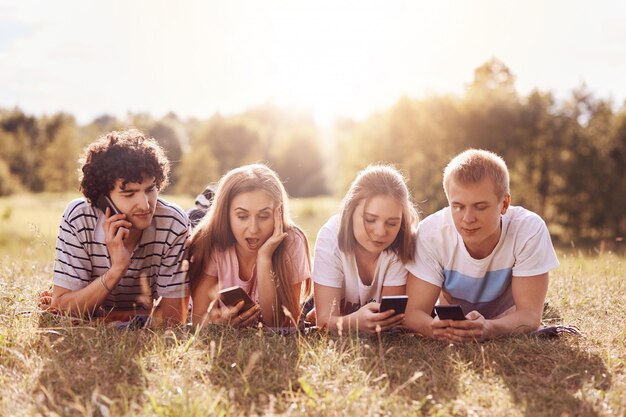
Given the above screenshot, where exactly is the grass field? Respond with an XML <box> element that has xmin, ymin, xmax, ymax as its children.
<box><xmin>0</xmin><ymin>194</ymin><xmax>624</xmax><ymax>416</ymax></box>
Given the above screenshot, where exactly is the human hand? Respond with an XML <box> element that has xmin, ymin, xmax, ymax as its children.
<box><xmin>103</xmin><ymin>208</ymin><xmax>133</xmax><ymax>271</ymax></box>
<box><xmin>431</xmin><ymin>310</ymin><xmax>488</xmax><ymax>342</ymax></box>
<box><xmin>257</xmin><ymin>206</ymin><xmax>287</xmax><ymax>260</ymax></box>
<box><xmin>211</xmin><ymin>300</ymin><xmax>261</xmax><ymax>327</ymax></box>
<box><xmin>305</xmin><ymin>307</ymin><xmax>317</xmax><ymax>324</ymax></box>
<box><xmin>353</xmin><ymin>302</ymin><xmax>405</xmax><ymax>334</ymax></box>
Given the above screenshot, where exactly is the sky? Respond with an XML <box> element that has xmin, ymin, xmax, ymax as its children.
<box><xmin>1</xmin><ymin>0</ymin><xmax>625</xmax><ymax>127</ymax></box>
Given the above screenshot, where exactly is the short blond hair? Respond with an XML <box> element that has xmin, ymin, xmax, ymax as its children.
<box><xmin>443</xmin><ymin>149</ymin><xmax>510</xmax><ymax>199</ymax></box>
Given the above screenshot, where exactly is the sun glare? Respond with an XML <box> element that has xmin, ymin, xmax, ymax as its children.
<box><xmin>2</xmin><ymin>1</ymin><xmax>625</xmax><ymax>125</ymax></box>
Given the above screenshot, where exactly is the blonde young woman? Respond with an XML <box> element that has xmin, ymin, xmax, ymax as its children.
<box><xmin>187</xmin><ymin>164</ymin><xmax>311</xmax><ymax>327</ymax></box>
<box><xmin>313</xmin><ymin>165</ymin><xmax>419</xmax><ymax>334</ymax></box>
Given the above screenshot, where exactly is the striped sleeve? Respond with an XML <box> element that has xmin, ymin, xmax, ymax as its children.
<box><xmin>154</xmin><ymin>203</ymin><xmax>191</xmax><ymax>298</ymax></box>
<box><xmin>52</xmin><ymin>200</ymin><xmax>96</xmax><ymax>291</ymax></box>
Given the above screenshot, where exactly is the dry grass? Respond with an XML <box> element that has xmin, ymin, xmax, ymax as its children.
<box><xmin>0</xmin><ymin>194</ymin><xmax>624</xmax><ymax>416</ymax></box>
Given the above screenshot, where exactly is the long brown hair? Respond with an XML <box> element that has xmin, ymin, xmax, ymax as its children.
<box><xmin>337</xmin><ymin>164</ymin><xmax>418</xmax><ymax>263</ymax></box>
<box><xmin>188</xmin><ymin>164</ymin><xmax>312</xmax><ymax>325</ymax></box>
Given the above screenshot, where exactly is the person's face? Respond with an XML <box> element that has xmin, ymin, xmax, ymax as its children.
<box><xmin>352</xmin><ymin>195</ymin><xmax>403</xmax><ymax>257</ymax></box>
<box><xmin>229</xmin><ymin>190</ymin><xmax>276</xmax><ymax>255</ymax></box>
<box><xmin>109</xmin><ymin>175</ymin><xmax>158</xmax><ymax>231</ymax></box>
<box><xmin>447</xmin><ymin>176</ymin><xmax>510</xmax><ymax>259</ymax></box>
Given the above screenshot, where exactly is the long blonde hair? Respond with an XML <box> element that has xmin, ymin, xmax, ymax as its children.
<box><xmin>188</xmin><ymin>164</ymin><xmax>312</xmax><ymax>325</ymax></box>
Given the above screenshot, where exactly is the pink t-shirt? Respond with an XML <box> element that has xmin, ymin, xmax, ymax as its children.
<box><xmin>205</xmin><ymin>232</ymin><xmax>310</xmax><ymax>303</ymax></box>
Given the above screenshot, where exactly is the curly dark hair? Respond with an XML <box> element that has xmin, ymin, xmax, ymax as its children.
<box><xmin>79</xmin><ymin>128</ymin><xmax>170</xmax><ymax>204</ymax></box>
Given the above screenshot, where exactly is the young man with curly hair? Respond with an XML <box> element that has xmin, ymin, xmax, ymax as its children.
<box><xmin>49</xmin><ymin>129</ymin><xmax>190</xmax><ymax>325</ymax></box>
<box><xmin>404</xmin><ymin>149</ymin><xmax>559</xmax><ymax>341</ymax></box>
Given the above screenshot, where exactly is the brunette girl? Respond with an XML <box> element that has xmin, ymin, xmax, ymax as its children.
<box><xmin>188</xmin><ymin>164</ymin><xmax>311</xmax><ymax>327</ymax></box>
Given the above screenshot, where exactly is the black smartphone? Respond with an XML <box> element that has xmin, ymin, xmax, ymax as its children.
<box><xmin>434</xmin><ymin>304</ymin><xmax>466</xmax><ymax>321</ymax></box>
<box><xmin>219</xmin><ymin>286</ymin><xmax>255</xmax><ymax>313</ymax></box>
<box><xmin>96</xmin><ymin>194</ymin><xmax>121</xmax><ymax>216</ymax></box>
<box><xmin>379</xmin><ymin>295</ymin><xmax>408</xmax><ymax>314</ymax></box>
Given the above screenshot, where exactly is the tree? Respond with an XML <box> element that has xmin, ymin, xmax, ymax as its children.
<box><xmin>0</xmin><ymin>159</ymin><xmax>23</xmax><ymax>196</ymax></box>
<box><xmin>0</xmin><ymin>109</ymin><xmax>41</xmax><ymax>190</ymax></box>
<box><xmin>467</xmin><ymin>57</ymin><xmax>517</xmax><ymax>97</ymax></box>
<box><xmin>39</xmin><ymin>123</ymin><xmax>81</xmax><ymax>192</ymax></box>
<box><xmin>175</xmin><ymin>143</ymin><xmax>219</xmax><ymax>196</ymax></box>
<box><xmin>208</xmin><ymin>120</ymin><xmax>263</xmax><ymax>174</ymax></box>
<box><xmin>149</xmin><ymin>122</ymin><xmax>183</xmax><ymax>187</ymax></box>
<box><xmin>272</xmin><ymin>131</ymin><xmax>327</xmax><ymax>197</ymax></box>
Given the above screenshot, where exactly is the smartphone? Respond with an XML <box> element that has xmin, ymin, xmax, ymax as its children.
<box><xmin>379</xmin><ymin>295</ymin><xmax>408</xmax><ymax>314</ymax></box>
<box><xmin>434</xmin><ymin>304</ymin><xmax>466</xmax><ymax>321</ymax></box>
<box><xmin>96</xmin><ymin>194</ymin><xmax>127</xmax><ymax>239</ymax></box>
<box><xmin>96</xmin><ymin>194</ymin><xmax>121</xmax><ymax>216</ymax></box>
<box><xmin>219</xmin><ymin>286</ymin><xmax>255</xmax><ymax>313</ymax></box>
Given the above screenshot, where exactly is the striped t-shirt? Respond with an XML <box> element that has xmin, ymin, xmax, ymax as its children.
<box><xmin>52</xmin><ymin>198</ymin><xmax>190</xmax><ymax>311</ymax></box>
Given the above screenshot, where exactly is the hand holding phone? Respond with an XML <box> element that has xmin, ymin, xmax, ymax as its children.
<box><xmin>96</xmin><ymin>194</ymin><xmax>129</xmax><ymax>242</ymax></box>
<box><xmin>219</xmin><ymin>286</ymin><xmax>255</xmax><ymax>313</ymax></box>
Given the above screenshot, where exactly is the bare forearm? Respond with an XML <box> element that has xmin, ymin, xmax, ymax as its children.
<box><xmin>404</xmin><ymin>311</ymin><xmax>435</xmax><ymax>338</ymax></box>
<box><xmin>191</xmin><ymin>303</ymin><xmax>226</xmax><ymax>326</ymax></box>
<box><xmin>152</xmin><ymin>297</ymin><xmax>189</xmax><ymax>326</ymax></box>
<box><xmin>52</xmin><ymin>268</ymin><xmax>125</xmax><ymax>316</ymax></box>
<box><xmin>256</xmin><ymin>257</ymin><xmax>279</xmax><ymax>326</ymax></box>
<box><xmin>486</xmin><ymin>309</ymin><xmax>542</xmax><ymax>339</ymax></box>
<box><xmin>317</xmin><ymin>309</ymin><xmax>363</xmax><ymax>333</ymax></box>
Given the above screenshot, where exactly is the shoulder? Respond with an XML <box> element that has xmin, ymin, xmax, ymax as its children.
<box><xmin>154</xmin><ymin>198</ymin><xmax>190</xmax><ymax>231</ymax></box>
<box><xmin>284</xmin><ymin>226</ymin><xmax>310</xmax><ymax>253</ymax></box>
<box><xmin>504</xmin><ymin>206</ymin><xmax>548</xmax><ymax>235</ymax></box>
<box><xmin>210</xmin><ymin>245</ymin><xmax>234</xmax><ymax>261</ymax></box>
<box><xmin>417</xmin><ymin>207</ymin><xmax>455</xmax><ymax>241</ymax></box>
<box><xmin>62</xmin><ymin>198</ymin><xmax>98</xmax><ymax>224</ymax></box>
<box><xmin>320</xmin><ymin>214</ymin><xmax>340</xmax><ymax>234</ymax></box>
<box><xmin>315</xmin><ymin>214</ymin><xmax>340</xmax><ymax>247</ymax></box>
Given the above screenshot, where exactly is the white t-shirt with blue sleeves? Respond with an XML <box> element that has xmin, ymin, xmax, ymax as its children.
<box><xmin>406</xmin><ymin>206</ymin><xmax>559</xmax><ymax>318</ymax></box>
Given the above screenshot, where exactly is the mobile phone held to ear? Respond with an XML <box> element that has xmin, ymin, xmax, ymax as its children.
<box><xmin>434</xmin><ymin>304</ymin><xmax>466</xmax><ymax>321</ymax></box>
<box><xmin>379</xmin><ymin>295</ymin><xmax>408</xmax><ymax>314</ymax></box>
<box><xmin>219</xmin><ymin>286</ymin><xmax>255</xmax><ymax>313</ymax></box>
<box><xmin>96</xmin><ymin>194</ymin><xmax>121</xmax><ymax>216</ymax></box>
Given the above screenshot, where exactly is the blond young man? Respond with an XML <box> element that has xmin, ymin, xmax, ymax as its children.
<box><xmin>404</xmin><ymin>149</ymin><xmax>558</xmax><ymax>342</ymax></box>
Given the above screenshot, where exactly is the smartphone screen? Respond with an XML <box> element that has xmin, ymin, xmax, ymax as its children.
<box><xmin>434</xmin><ymin>305</ymin><xmax>466</xmax><ymax>320</ymax></box>
<box><xmin>379</xmin><ymin>295</ymin><xmax>408</xmax><ymax>314</ymax></box>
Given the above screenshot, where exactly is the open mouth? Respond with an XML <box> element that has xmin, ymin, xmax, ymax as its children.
<box><xmin>246</xmin><ymin>238</ymin><xmax>260</xmax><ymax>249</ymax></box>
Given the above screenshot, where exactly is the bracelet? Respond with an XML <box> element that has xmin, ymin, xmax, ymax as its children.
<box><xmin>100</xmin><ymin>273</ymin><xmax>113</xmax><ymax>292</ymax></box>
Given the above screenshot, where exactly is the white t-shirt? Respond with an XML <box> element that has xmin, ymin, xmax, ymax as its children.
<box><xmin>406</xmin><ymin>206</ymin><xmax>559</xmax><ymax>318</ymax></box>
<box><xmin>312</xmin><ymin>215</ymin><xmax>407</xmax><ymax>314</ymax></box>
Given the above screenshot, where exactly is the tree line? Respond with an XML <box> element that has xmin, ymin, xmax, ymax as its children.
<box><xmin>1</xmin><ymin>58</ymin><xmax>624</xmax><ymax>242</ymax></box>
